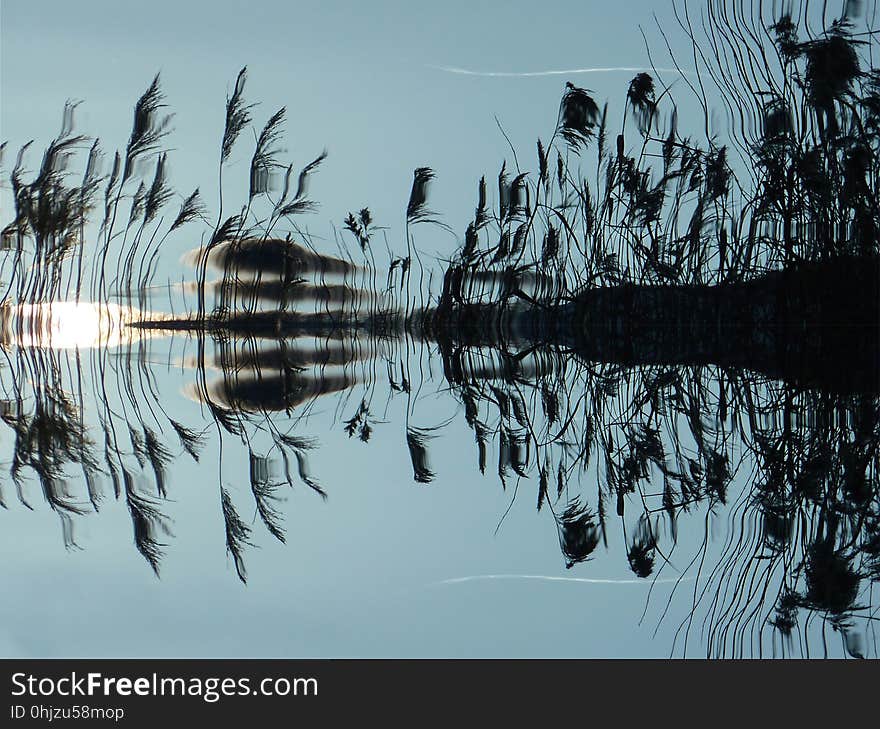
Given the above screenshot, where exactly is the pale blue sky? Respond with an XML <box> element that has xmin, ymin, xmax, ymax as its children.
<box><xmin>2</xmin><ymin>0</ymin><xmax>706</xmax><ymax>270</ymax></box>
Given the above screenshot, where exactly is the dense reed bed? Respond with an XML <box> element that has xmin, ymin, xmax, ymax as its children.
<box><xmin>430</xmin><ymin>1</ymin><xmax>879</xmax><ymax>349</ymax></box>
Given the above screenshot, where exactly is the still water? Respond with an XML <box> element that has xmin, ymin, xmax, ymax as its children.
<box><xmin>0</xmin><ymin>294</ymin><xmax>874</xmax><ymax>659</ymax></box>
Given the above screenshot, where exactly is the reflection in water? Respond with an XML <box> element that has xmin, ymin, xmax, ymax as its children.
<box><xmin>2</xmin><ymin>0</ymin><xmax>879</xmax><ymax>658</ymax></box>
<box><xmin>2</xmin><ymin>308</ymin><xmax>876</xmax><ymax>656</ymax></box>
<box><xmin>1</xmin><ymin>301</ymin><xmax>167</xmax><ymax>349</ymax></box>
<box><xmin>184</xmin><ymin>338</ymin><xmax>364</xmax><ymax>412</ymax></box>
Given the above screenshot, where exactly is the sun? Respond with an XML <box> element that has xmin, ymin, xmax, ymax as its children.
<box><xmin>0</xmin><ymin>301</ymin><xmax>163</xmax><ymax>350</ymax></box>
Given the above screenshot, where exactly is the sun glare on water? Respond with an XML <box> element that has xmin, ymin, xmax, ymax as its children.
<box><xmin>0</xmin><ymin>301</ymin><xmax>166</xmax><ymax>349</ymax></box>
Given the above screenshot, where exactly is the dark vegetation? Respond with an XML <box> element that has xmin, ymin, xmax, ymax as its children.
<box><xmin>0</xmin><ymin>0</ymin><xmax>878</xmax><ymax>657</ymax></box>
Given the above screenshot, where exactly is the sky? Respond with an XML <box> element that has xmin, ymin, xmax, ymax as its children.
<box><xmin>0</xmin><ymin>0</ymin><xmax>750</xmax><ymax>658</ymax></box>
<box><xmin>1</xmin><ymin>0</ymin><xmax>708</xmax><ymax>273</ymax></box>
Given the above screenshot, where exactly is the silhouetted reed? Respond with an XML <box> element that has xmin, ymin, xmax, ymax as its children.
<box><xmin>429</xmin><ymin>1</ymin><xmax>880</xmax><ymax>350</ymax></box>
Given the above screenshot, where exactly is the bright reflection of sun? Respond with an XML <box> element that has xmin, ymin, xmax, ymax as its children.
<box><xmin>0</xmin><ymin>301</ymin><xmax>168</xmax><ymax>349</ymax></box>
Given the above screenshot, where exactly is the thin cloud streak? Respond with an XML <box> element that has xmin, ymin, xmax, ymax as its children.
<box><xmin>431</xmin><ymin>573</ymin><xmax>692</xmax><ymax>586</ymax></box>
<box><xmin>428</xmin><ymin>64</ymin><xmax>693</xmax><ymax>78</ymax></box>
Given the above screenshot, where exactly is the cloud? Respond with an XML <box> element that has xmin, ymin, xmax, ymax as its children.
<box><xmin>428</xmin><ymin>64</ymin><xmax>693</xmax><ymax>78</ymax></box>
<box><xmin>431</xmin><ymin>573</ymin><xmax>691</xmax><ymax>587</ymax></box>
